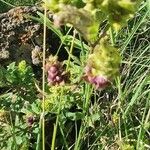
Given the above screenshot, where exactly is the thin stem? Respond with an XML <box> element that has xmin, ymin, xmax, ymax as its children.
<box><xmin>56</xmin><ymin>27</ymin><xmax>73</xmax><ymax>56</ymax></box>
<box><xmin>36</xmin><ymin>116</ymin><xmax>42</xmax><ymax>150</ymax></box>
<box><xmin>42</xmin><ymin>5</ymin><xmax>47</xmax><ymax>150</ymax></box>
<box><xmin>84</xmin><ymin>84</ymin><xmax>92</xmax><ymax>113</ymax></box>
<box><xmin>0</xmin><ymin>0</ymin><xmax>15</xmax><ymax>7</ymax></box>
<box><xmin>51</xmin><ymin>89</ymin><xmax>63</xmax><ymax>150</ymax></box>
<box><xmin>66</xmin><ymin>30</ymin><xmax>76</xmax><ymax>71</ymax></box>
<box><xmin>136</xmin><ymin>92</ymin><xmax>150</xmax><ymax>149</ymax></box>
<box><xmin>9</xmin><ymin>112</ymin><xmax>17</xmax><ymax>150</ymax></box>
<box><xmin>109</xmin><ymin>27</ymin><xmax>115</xmax><ymax>46</ymax></box>
<box><xmin>78</xmin><ymin>34</ymin><xmax>86</xmax><ymax>65</ymax></box>
<box><xmin>51</xmin><ymin>115</ymin><xmax>59</xmax><ymax>150</ymax></box>
<box><xmin>74</xmin><ymin>84</ymin><xmax>92</xmax><ymax>150</ymax></box>
<box><xmin>59</xmin><ymin>121</ymin><xmax>69</xmax><ymax>150</ymax></box>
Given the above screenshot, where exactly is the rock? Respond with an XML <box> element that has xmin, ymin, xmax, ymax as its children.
<box><xmin>0</xmin><ymin>6</ymin><xmax>43</xmax><ymax>65</ymax></box>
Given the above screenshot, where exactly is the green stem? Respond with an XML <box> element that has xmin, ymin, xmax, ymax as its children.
<box><xmin>42</xmin><ymin>5</ymin><xmax>47</xmax><ymax>150</ymax></box>
<box><xmin>0</xmin><ymin>0</ymin><xmax>15</xmax><ymax>7</ymax></box>
<box><xmin>9</xmin><ymin>112</ymin><xmax>17</xmax><ymax>150</ymax></box>
<box><xmin>136</xmin><ymin>92</ymin><xmax>150</xmax><ymax>149</ymax></box>
<box><xmin>109</xmin><ymin>27</ymin><xmax>115</xmax><ymax>46</ymax></box>
<box><xmin>74</xmin><ymin>125</ymin><xmax>86</xmax><ymax>150</ymax></box>
<box><xmin>36</xmin><ymin>116</ymin><xmax>42</xmax><ymax>150</ymax></box>
<box><xmin>59</xmin><ymin>122</ymin><xmax>69</xmax><ymax>150</ymax></box>
<box><xmin>84</xmin><ymin>84</ymin><xmax>93</xmax><ymax>113</ymax></box>
<box><xmin>51</xmin><ymin>89</ymin><xmax>63</xmax><ymax>150</ymax></box>
<box><xmin>56</xmin><ymin>27</ymin><xmax>73</xmax><ymax>56</ymax></box>
<box><xmin>74</xmin><ymin>85</ymin><xmax>92</xmax><ymax>150</ymax></box>
<box><xmin>51</xmin><ymin>115</ymin><xmax>59</xmax><ymax>150</ymax></box>
<box><xmin>66</xmin><ymin>30</ymin><xmax>76</xmax><ymax>71</ymax></box>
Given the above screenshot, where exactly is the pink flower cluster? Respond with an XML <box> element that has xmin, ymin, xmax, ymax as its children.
<box><xmin>46</xmin><ymin>62</ymin><xmax>69</xmax><ymax>86</ymax></box>
<box><xmin>83</xmin><ymin>66</ymin><xmax>110</xmax><ymax>89</ymax></box>
<box><xmin>27</xmin><ymin>116</ymin><xmax>34</xmax><ymax>127</ymax></box>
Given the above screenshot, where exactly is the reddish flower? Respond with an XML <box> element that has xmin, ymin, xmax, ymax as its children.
<box><xmin>83</xmin><ymin>66</ymin><xmax>110</xmax><ymax>89</ymax></box>
<box><xmin>45</xmin><ymin>56</ymin><xmax>70</xmax><ymax>86</ymax></box>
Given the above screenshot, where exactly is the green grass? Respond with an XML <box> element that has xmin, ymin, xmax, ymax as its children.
<box><xmin>41</xmin><ymin>4</ymin><xmax>150</xmax><ymax>147</ymax></box>
<box><xmin>54</xmin><ymin>3</ymin><xmax>150</xmax><ymax>149</ymax></box>
<box><xmin>0</xmin><ymin>0</ymin><xmax>39</xmax><ymax>12</ymax></box>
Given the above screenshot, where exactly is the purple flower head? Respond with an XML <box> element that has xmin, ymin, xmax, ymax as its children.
<box><xmin>49</xmin><ymin>65</ymin><xmax>58</xmax><ymax>73</ymax></box>
<box><xmin>27</xmin><ymin>116</ymin><xmax>34</xmax><ymax>126</ymax></box>
<box><xmin>83</xmin><ymin>66</ymin><xmax>110</xmax><ymax>89</ymax></box>
<box><xmin>92</xmin><ymin>76</ymin><xmax>110</xmax><ymax>89</ymax></box>
<box><xmin>46</xmin><ymin>59</ymin><xmax>70</xmax><ymax>86</ymax></box>
<box><xmin>48</xmin><ymin>68</ymin><xmax>58</xmax><ymax>80</ymax></box>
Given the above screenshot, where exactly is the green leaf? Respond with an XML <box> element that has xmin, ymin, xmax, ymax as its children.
<box><xmin>65</xmin><ymin>112</ymin><xmax>84</xmax><ymax>120</ymax></box>
<box><xmin>37</xmin><ymin>12</ymin><xmax>63</xmax><ymax>38</ymax></box>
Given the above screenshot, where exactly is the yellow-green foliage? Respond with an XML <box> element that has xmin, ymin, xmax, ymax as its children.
<box><xmin>0</xmin><ymin>0</ymin><xmax>38</xmax><ymax>13</ymax></box>
<box><xmin>44</xmin><ymin>0</ymin><xmax>141</xmax><ymax>32</ymax></box>
<box><xmin>100</xmin><ymin>0</ymin><xmax>142</xmax><ymax>31</ymax></box>
<box><xmin>87</xmin><ymin>37</ymin><xmax>121</xmax><ymax>79</ymax></box>
<box><xmin>53</xmin><ymin>5</ymin><xmax>99</xmax><ymax>43</ymax></box>
<box><xmin>18</xmin><ymin>60</ymin><xmax>27</xmax><ymax>74</ymax></box>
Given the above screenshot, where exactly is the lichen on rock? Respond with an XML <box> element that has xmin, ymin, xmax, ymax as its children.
<box><xmin>0</xmin><ymin>6</ymin><xmax>42</xmax><ymax>65</ymax></box>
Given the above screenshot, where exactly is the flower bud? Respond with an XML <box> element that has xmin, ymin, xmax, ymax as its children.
<box><xmin>45</xmin><ymin>55</ymin><xmax>70</xmax><ymax>86</ymax></box>
<box><xmin>18</xmin><ymin>60</ymin><xmax>26</xmax><ymax>73</ymax></box>
<box><xmin>83</xmin><ymin>37</ymin><xmax>121</xmax><ymax>89</ymax></box>
<box><xmin>26</xmin><ymin>115</ymin><xmax>35</xmax><ymax>126</ymax></box>
<box><xmin>100</xmin><ymin>0</ymin><xmax>141</xmax><ymax>31</ymax></box>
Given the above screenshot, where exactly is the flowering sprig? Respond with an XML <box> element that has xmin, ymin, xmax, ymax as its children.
<box><xmin>43</xmin><ymin>0</ymin><xmax>141</xmax><ymax>31</ymax></box>
<box><xmin>83</xmin><ymin>37</ymin><xmax>121</xmax><ymax>89</ymax></box>
<box><xmin>42</xmin><ymin>0</ymin><xmax>140</xmax><ymax>89</ymax></box>
<box><xmin>53</xmin><ymin>5</ymin><xmax>99</xmax><ymax>44</ymax></box>
<box><xmin>99</xmin><ymin>0</ymin><xmax>142</xmax><ymax>31</ymax></box>
<box><xmin>45</xmin><ymin>55</ymin><xmax>70</xmax><ymax>86</ymax></box>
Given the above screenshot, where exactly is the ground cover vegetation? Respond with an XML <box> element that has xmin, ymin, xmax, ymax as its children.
<box><xmin>0</xmin><ymin>0</ymin><xmax>150</xmax><ymax>150</ymax></box>
<box><xmin>0</xmin><ymin>0</ymin><xmax>39</xmax><ymax>13</ymax></box>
